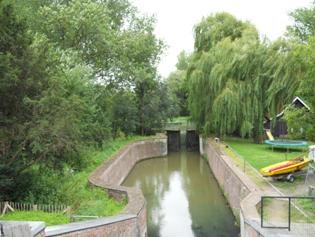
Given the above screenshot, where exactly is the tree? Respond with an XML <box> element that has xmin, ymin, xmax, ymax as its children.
<box><xmin>35</xmin><ymin>0</ymin><xmax>163</xmax><ymax>88</ymax></box>
<box><xmin>284</xmin><ymin>38</ymin><xmax>315</xmax><ymax>141</ymax></box>
<box><xmin>0</xmin><ymin>0</ymin><xmax>166</xmax><ymax>202</ymax></box>
<box><xmin>187</xmin><ymin>13</ymin><xmax>300</xmax><ymax>142</ymax></box>
<box><xmin>194</xmin><ymin>12</ymin><xmax>253</xmax><ymax>52</ymax></box>
<box><xmin>282</xmin><ymin>2</ymin><xmax>315</xmax><ymax>141</ymax></box>
<box><xmin>111</xmin><ymin>91</ymin><xmax>138</xmax><ymax>137</ymax></box>
<box><xmin>166</xmin><ymin>51</ymin><xmax>191</xmax><ymax>116</ymax></box>
<box><xmin>0</xmin><ymin>2</ymin><xmax>54</xmax><ymax>200</ymax></box>
<box><xmin>287</xmin><ymin>1</ymin><xmax>315</xmax><ymax>42</ymax></box>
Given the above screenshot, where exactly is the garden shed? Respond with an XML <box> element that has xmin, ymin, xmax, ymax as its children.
<box><xmin>264</xmin><ymin>96</ymin><xmax>310</xmax><ymax>137</ymax></box>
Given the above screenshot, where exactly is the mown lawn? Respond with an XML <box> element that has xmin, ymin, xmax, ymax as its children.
<box><xmin>224</xmin><ymin>137</ymin><xmax>306</xmax><ymax>170</ymax></box>
<box><xmin>0</xmin><ymin>211</ymin><xmax>69</xmax><ymax>226</ymax></box>
<box><xmin>224</xmin><ymin>137</ymin><xmax>315</xmax><ymax>222</ymax></box>
<box><xmin>0</xmin><ymin>136</ymin><xmax>149</xmax><ymax>225</ymax></box>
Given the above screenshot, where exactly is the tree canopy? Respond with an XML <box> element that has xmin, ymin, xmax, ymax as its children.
<box><xmin>186</xmin><ymin>13</ymin><xmax>301</xmax><ymax>142</ymax></box>
<box><xmin>0</xmin><ymin>0</ymin><xmax>170</xmax><ymax>201</ymax></box>
<box><xmin>284</xmin><ymin>1</ymin><xmax>315</xmax><ymax>141</ymax></box>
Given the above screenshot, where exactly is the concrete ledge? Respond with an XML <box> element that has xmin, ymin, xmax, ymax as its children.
<box><xmin>30</xmin><ymin>222</ymin><xmax>46</xmax><ymax>236</ymax></box>
<box><xmin>0</xmin><ymin>221</ymin><xmax>45</xmax><ymax>237</ymax></box>
<box><xmin>45</xmin><ymin>215</ymin><xmax>136</xmax><ymax>236</ymax></box>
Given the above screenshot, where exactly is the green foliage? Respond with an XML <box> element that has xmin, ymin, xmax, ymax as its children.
<box><xmin>0</xmin><ymin>0</ymin><xmax>166</xmax><ymax>204</ymax></box>
<box><xmin>0</xmin><ymin>2</ymin><xmax>54</xmax><ymax>200</ymax></box>
<box><xmin>0</xmin><ymin>211</ymin><xmax>69</xmax><ymax>226</ymax></box>
<box><xmin>194</xmin><ymin>12</ymin><xmax>254</xmax><ymax>52</ymax></box>
<box><xmin>187</xmin><ymin>13</ymin><xmax>300</xmax><ymax>142</ymax></box>
<box><xmin>24</xmin><ymin>137</ymin><xmax>144</xmax><ymax>217</ymax></box>
<box><xmin>35</xmin><ymin>0</ymin><xmax>163</xmax><ymax>87</ymax></box>
<box><xmin>111</xmin><ymin>92</ymin><xmax>138</xmax><ymax>137</ymax></box>
<box><xmin>284</xmin><ymin>107</ymin><xmax>312</xmax><ymax>140</ymax></box>
<box><xmin>282</xmin><ymin>38</ymin><xmax>315</xmax><ymax>141</ymax></box>
<box><xmin>283</xmin><ymin>3</ymin><xmax>315</xmax><ymax>142</ymax></box>
<box><xmin>287</xmin><ymin>1</ymin><xmax>315</xmax><ymax>42</ymax></box>
<box><xmin>166</xmin><ymin>51</ymin><xmax>191</xmax><ymax>116</ymax></box>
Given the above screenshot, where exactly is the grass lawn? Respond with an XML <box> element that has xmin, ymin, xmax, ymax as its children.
<box><xmin>224</xmin><ymin>137</ymin><xmax>306</xmax><ymax>170</ymax></box>
<box><xmin>0</xmin><ymin>136</ymin><xmax>149</xmax><ymax>225</ymax></box>
<box><xmin>0</xmin><ymin>211</ymin><xmax>69</xmax><ymax>226</ymax></box>
<box><xmin>224</xmin><ymin>137</ymin><xmax>315</xmax><ymax>223</ymax></box>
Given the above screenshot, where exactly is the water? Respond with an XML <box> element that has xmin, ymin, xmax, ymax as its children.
<box><xmin>123</xmin><ymin>151</ymin><xmax>239</xmax><ymax>237</ymax></box>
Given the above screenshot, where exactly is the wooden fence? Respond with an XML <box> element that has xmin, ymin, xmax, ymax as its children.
<box><xmin>1</xmin><ymin>201</ymin><xmax>70</xmax><ymax>216</ymax></box>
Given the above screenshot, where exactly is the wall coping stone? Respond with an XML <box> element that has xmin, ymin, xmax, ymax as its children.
<box><xmin>0</xmin><ymin>221</ymin><xmax>45</xmax><ymax>236</ymax></box>
<box><xmin>45</xmin><ymin>214</ymin><xmax>136</xmax><ymax>236</ymax></box>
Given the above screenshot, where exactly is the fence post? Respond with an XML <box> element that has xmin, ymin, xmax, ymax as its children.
<box><xmin>63</xmin><ymin>206</ymin><xmax>71</xmax><ymax>220</ymax></box>
<box><xmin>288</xmin><ymin>197</ymin><xmax>291</xmax><ymax>231</ymax></box>
<box><xmin>261</xmin><ymin>197</ymin><xmax>264</xmax><ymax>228</ymax></box>
<box><xmin>1</xmin><ymin>202</ymin><xmax>14</xmax><ymax>216</ymax></box>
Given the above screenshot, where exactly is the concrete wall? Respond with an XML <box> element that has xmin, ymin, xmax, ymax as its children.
<box><xmin>45</xmin><ymin>137</ymin><xmax>167</xmax><ymax>237</ymax></box>
<box><xmin>0</xmin><ymin>221</ymin><xmax>45</xmax><ymax>237</ymax></box>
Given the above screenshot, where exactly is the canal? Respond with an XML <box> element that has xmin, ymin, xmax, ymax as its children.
<box><xmin>123</xmin><ymin>151</ymin><xmax>239</xmax><ymax>237</ymax></box>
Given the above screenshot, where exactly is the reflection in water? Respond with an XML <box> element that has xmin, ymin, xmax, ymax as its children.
<box><xmin>123</xmin><ymin>152</ymin><xmax>239</xmax><ymax>237</ymax></box>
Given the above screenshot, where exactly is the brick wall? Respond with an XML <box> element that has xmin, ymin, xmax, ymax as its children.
<box><xmin>200</xmin><ymin>137</ymin><xmax>267</xmax><ymax>237</ymax></box>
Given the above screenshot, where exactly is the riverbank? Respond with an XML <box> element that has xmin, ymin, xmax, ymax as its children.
<box><xmin>0</xmin><ymin>136</ymin><xmax>149</xmax><ymax>225</ymax></box>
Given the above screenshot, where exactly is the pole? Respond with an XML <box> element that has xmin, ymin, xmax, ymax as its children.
<box><xmin>288</xmin><ymin>197</ymin><xmax>291</xmax><ymax>231</ymax></box>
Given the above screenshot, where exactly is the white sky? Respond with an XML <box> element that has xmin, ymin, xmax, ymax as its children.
<box><xmin>130</xmin><ymin>0</ymin><xmax>313</xmax><ymax>78</ymax></box>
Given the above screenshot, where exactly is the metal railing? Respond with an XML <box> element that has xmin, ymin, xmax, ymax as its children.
<box><xmin>261</xmin><ymin>196</ymin><xmax>315</xmax><ymax>233</ymax></box>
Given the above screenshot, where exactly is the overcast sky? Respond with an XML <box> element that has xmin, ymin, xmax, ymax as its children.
<box><xmin>130</xmin><ymin>0</ymin><xmax>312</xmax><ymax>78</ymax></box>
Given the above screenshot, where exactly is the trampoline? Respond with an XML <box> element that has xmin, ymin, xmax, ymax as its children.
<box><xmin>264</xmin><ymin>139</ymin><xmax>308</xmax><ymax>148</ymax></box>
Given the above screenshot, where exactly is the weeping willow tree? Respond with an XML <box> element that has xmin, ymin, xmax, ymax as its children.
<box><xmin>188</xmin><ymin>13</ymin><xmax>301</xmax><ymax>142</ymax></box>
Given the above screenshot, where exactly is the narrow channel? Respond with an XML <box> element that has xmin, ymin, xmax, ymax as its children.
<box><xmin>123</xmin><ymin>151</ymin><xmax>239</xmax><ymax>237</ymax></box>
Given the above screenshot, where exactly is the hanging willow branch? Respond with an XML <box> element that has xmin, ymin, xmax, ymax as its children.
<box><xmin>188</xmin><ymin>13</ymin><xmax>300</xmax><ymax>142</ymax></box>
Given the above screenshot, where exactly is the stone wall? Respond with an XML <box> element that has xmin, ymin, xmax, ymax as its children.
<box><xmin>45</xmin><ymin>137</ymin><xmax>167</xmax><ymax>237</ymax></box>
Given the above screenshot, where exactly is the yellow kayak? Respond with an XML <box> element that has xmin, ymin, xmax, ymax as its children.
<box><xmin>260</xmin><ymin>157</ymin><xmax>312</xmax><ymax>177</ymax></box>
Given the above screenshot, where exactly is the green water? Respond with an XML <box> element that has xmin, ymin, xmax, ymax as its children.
<box><xmin>123</xmin><ymin>151</ymin><xmax>239</xmax><ymax>237</ymax></box>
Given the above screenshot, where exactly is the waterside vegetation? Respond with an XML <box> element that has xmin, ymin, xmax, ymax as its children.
<box><xmin>0</xmin><ymin>0</ymin><xmax>177</xmax><ymax>207</ymax></box>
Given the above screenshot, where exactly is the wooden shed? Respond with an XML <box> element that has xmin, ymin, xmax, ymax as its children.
<box><xmin>264</xmin><ymin>97</ymin><xmax>310</xmax><ymax>137</ymax></box>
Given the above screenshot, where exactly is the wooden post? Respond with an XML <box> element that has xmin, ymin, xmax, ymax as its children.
<box><xmin>1</xmin><ymin>202</ymin><xmax>14</xmax><ymax>216</ymax></box>
<box><xmin>63</xmin><ymin>206</ymin><xmax>71</xmax><ymax>221</ymax></box>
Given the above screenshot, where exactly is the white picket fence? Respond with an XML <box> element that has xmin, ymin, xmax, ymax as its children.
<box><xmin>0</xmin><ymin>201</ymin><xmax>70</xmax><ymax>216</ymax></box>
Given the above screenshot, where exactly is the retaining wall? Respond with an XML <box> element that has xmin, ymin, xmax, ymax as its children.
<box><xmin>45</xmin><ymin>137</ymin><xmax>167</xmax><ymax>237</ymax></box>
<box><xmin>200</xmin><ymin>137</ymin><xmax>283</xmax><ymax>237</ymax></box>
